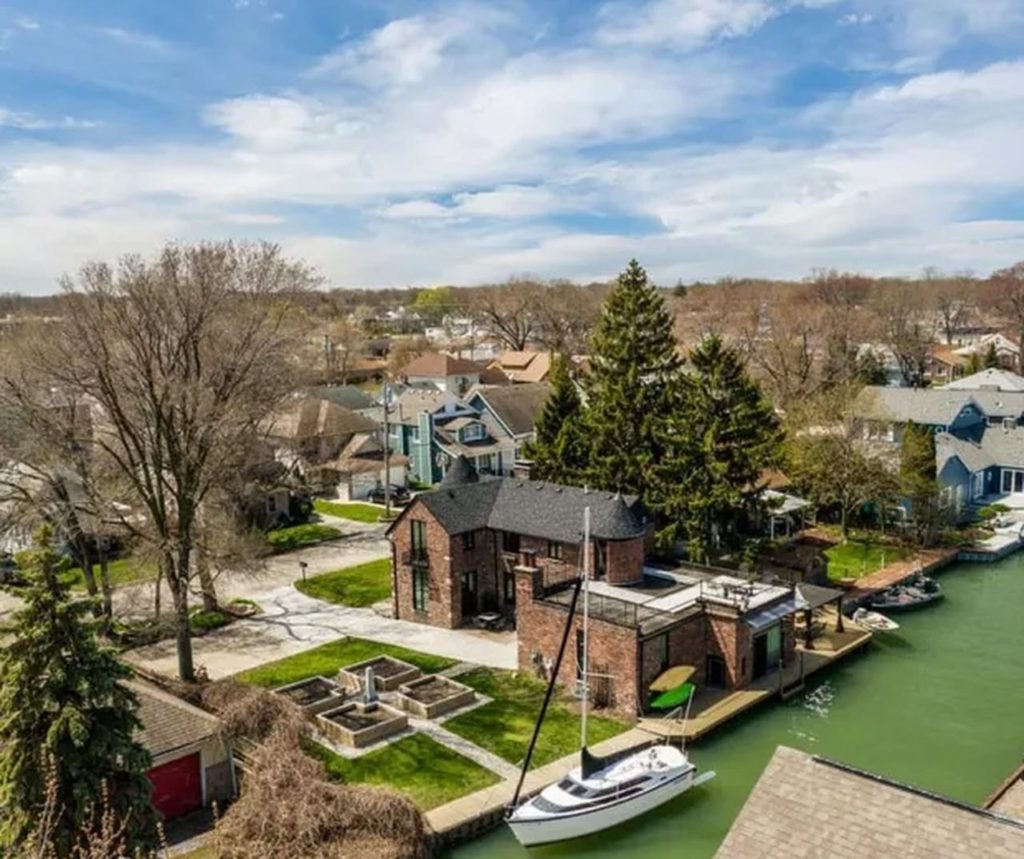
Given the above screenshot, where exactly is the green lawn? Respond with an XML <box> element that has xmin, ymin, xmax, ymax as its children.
<box><xmin>265</xmin><ymin>523</ymin><xmax>343</xmax><ymax>552</ymax></box>
<box><xmin>237</xmin><ymin>637</ymin><xmax>455</xmax><ymax>687</ymax></box>
<box><xmin>825</xmin><ymin>538</ymin><xmax>911</xmax><ymax>581</ymax></box>
<box><xmin>63</xmin><ymin>556</ymin><xmax>157</xmax><ymax>590</ymax></box>
<box><xmin>313</xmin><ymin>498</ymin><xmax>386</xmax><ymax>523</ymax></box>
<box><xmin>306</xmin><ymin>733</ymin><xmax>500</xmax><ymax>810</ymax></box>
<box><xmin>295</xmin><ymin>558</ymin><xmax>391</xmax><ymax>607</ymax></box>
<box><xmin>445</xmin><ymin>669</ymin><xmax>628</xmax><ymax>769</ymax></box>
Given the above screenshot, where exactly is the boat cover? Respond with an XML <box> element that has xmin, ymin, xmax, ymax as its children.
<box><xmin>581</xmin><ymin>745</ymin><xmax>619</xmax><ymax>779</ymax></box>
<box><xmin>650</xmin><ymin>681</ymin><xmax>695</xmax><ymax>711</ymax></box>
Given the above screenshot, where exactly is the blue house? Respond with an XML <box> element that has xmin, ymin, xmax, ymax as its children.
<box><xmin>855</xmin><ymin>369</ymin><xmax>1024</xmax><ymax>514</ymax></box>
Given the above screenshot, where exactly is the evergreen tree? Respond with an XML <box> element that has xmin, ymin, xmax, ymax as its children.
<box><xmin>651</xmin><ymin>335</ymin><xmax>782</xmax><ymax>562</ymax></box>
<box><xmin>585</xmin><ymin>259</ymin><xmax>682</xmax><ymax>496</ymax></box>
<box><xmin>523</xmin><ymin>355</ymin><xmax>588</xmax><ymax>483</ymax></box>
<box><xmin>899</xmin><ymin>421</ymin><xmax>945</xmax><ymax>544</ymax></box>
<box><xmin>0</xmin><ymin>529</ymin><xmax>157</xmax><ymax>855</ymax></box>
<box><xmin>983</xmin><ymin>342</ymin><xmax>1000</xmax><ymax>369</ymax></box>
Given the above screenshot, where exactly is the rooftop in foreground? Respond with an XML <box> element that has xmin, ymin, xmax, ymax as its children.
<box><xmin>716</xmin><ymin>746</ymin><xmax>1024</xmax><ymax>858</ymax></box>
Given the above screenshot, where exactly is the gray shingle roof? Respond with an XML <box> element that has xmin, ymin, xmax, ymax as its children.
<box><xmin>716</xmin><ymin>746</ymin><xmax>1024</xmax><ymax>859</ymax></box>
<box><xmin>305</xmin><ymin>385</ymin><xmax>374</xmax><ymax>411</ymax></box>
<box><xmin>471</xmin><ymin>383</ymin><xmax>552</xmax><ymax>436</ymax></box>
<box><xmin>855</xmin><ymin>387</ymin><xmax>976</xmax><ymax>426</ymax></box>
<box><xmin>412</xmin><ymin>463</ymin><xmax>647</xmax><ymax>542</ymax></box>
<box><xmin>937</xmin><ymin>432</ymin><xmax>994</xmax><ymax>473</ymax></box>
<box><xmin>128</xmin><ymin>680</ymin><xmax>220</xmax><ymax>758</ymax></box>
<box><xmin>978</xmin><ymin>425</ymin><xmax>1024</xmax><ymax>470</ymax></box>
<box><xmin>944</xmin><ymin>368</ymin><xmax>1024</xmax><ymax>392</ymax></box>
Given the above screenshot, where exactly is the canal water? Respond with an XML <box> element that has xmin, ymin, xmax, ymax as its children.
<box><xmin>448</xmin><ymin>554</ymin><xmax>1024</xmax><ymax>858</ymax></box>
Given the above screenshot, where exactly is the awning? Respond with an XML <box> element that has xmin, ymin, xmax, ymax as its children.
<box><xmin>795</xmin><ymin>582</ymin><xmax>843</xmax><ymax>611</ymax></box>
<box><xmin>744</xmin><ymin>597</ymin><xmax>801</xmax><ymax>632</ymax></box>
<box><xmin>649</xmin><ymin>665</ymin><xmax>696</xmax><ymax>692</ymax></box>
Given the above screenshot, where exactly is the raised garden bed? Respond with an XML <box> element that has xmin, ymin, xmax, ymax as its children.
<box><xmin>316</xmin><ymin>701</ymin><xmax>408</xmax><ymax>748</ymax></box>
<box><xmin>396</xmin><ymin>674</ymin><xmax>476</xmax><ymax>719</ymax></box>
<box><xmin>338</xmin><ymin>655</ymin><xmax>421</xmax><ymax>693</ymax></box>
<box><xmin>273</xmin><ymin>676</ymin><xmax>346</xmax><ymax>716</ymax></box>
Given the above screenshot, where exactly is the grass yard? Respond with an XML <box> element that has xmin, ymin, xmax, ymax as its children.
<box><xmin>64</xmin><ymin>556</ymin><xmax>157</xmax><ymax>590</ymax></box>
<box><xmin>265</xmin><ymin>522</ymin><xmax>342</xmax><ymax>552</ymax></box>
<box><xmin>313</xmin><ymin>498</ymin><xmax>386</xmax><ymax>523</ymax></box>
<box><xmin>307</xmin><ymin>733</ymin><xmax>500</xmax><ymax>810</ymax></box>
<box><xmin>825</xmin><ymin>537</ymin><xmax>911</xmax><ymax>581</ymax></box>
<box><xmin>237</xmin><ymin>637</ymin><xmax>455</xmax><ymax>687</ymax></box>
<box><xmin>295</xmin><ymin>558</ymin><xmax>391</xmax><ymax>607</ymax></box>
<box><xmin>445</xmin><ymin>669</ymin><xmax>628</xmax><ymax>769</ymax></box>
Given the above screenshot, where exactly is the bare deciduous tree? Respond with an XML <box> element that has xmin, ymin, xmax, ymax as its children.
<box><xmin>29</xmin><ymin>241</ymin><xmax>312</xmax><ymax>681</ymax></box>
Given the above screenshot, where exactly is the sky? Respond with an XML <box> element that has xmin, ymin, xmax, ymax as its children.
<box><xmin>2</xmin><ymin>0</ymin><xmax>1024</xmax><ymax>294</ymax></box>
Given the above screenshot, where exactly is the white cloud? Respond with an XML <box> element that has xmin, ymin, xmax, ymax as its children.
<box><xmin>596</xmin><ymin>0</ymin><xmax>773</xmax><ymax>49</ymax></box>
<box><xmin>0</xmin><ymin>108</ymin><xmax>100</xmax><ymax>130</ymax></box>
<box><xmin>94</xmin><ymin>26</ymin><xmax>173</xmax><ymax>54</ymax></box>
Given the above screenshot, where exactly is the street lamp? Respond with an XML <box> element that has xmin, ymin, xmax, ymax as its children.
<box><xmin>299</xmin><ymin>561</ymin><xmax>308</xmax><ymax>582</ymax></box>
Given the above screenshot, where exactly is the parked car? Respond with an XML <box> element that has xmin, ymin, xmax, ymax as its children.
<box><xmin>368</xmin><ymin>484</ymin><xmax>411</xmax><ymax>506</ymax></box>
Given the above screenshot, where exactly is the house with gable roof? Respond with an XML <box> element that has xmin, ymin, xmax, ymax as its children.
<box><xmin>386</xmin><ymin>457</ymin><xmax>837</xmax><ymax>717</ymax></box>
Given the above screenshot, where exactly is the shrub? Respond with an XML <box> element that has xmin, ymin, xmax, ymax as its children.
<box><xmin>190</xmin><ymin>609</ymin><xmax>228</xmax><ymax>633</ymax></box>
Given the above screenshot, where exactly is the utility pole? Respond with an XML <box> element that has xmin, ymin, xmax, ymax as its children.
<box><xmin>383</xmin><ymin>374</ymin><xmax>392</xmax><ymax>519</ymax></box>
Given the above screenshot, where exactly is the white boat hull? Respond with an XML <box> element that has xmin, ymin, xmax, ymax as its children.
<box><xmin>508</xmin><ymin>754</ymin><xmax>714</xmax><ymax>847</ymax></box>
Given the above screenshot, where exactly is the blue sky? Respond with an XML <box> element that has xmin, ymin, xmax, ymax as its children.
<box><xmin>2</xmin><ymin>0</ymin><xmax>1024</xmax><ymax>293</ymax></box>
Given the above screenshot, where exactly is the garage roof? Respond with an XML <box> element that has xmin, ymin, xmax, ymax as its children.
<box><xmin>128</xmin><ymin>680</ymin><xmax>221</xmax><ymax>758</ymax></box>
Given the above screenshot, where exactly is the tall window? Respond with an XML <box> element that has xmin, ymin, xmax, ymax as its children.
<box><xmin>548</xmin><ymin>541</ymin><xmax>563</xmax><ymax>561</ymax></box>
<box><xmin>502</xmin><ymin>531</ymin><xmax>520</xmax><ymax>553</ymax></box>
<box><xmin>411</xmin><ymin>520</ymin><xmax>427</xmax><ymax>560</ymax></box>
<box><xmin>412</xmin><ymin>566</ymin><xmax>428</xmax><ymax>612</ymax></box>
<box><xmin>462</xmin><ymin>530</ymin><xmax>476</xmax><ymax>551</ymax></box>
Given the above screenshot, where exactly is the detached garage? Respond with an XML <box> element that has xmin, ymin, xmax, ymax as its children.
<box><xmin>130</xmin><ymin>680</ymin><xmax>235</xmax><ymax>821</ymax></box>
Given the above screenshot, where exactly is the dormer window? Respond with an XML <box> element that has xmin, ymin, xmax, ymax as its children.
<box><xmin>462</xmin><ymin>423</ymin><xmax>484</xmax><ymax>442</ymax></box>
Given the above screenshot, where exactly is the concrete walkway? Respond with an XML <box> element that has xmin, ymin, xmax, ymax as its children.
<box><xmin>124</xmin><ymin>585</ymin><xmax>517</xmax><ymax>678</ymax></box>
<box><xmin>414</xmin><ymin>718</ymin><xmax>521</xmax><ymax>780</ymax></box>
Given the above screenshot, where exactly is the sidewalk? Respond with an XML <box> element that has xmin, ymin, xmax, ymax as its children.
<box><xmin>123</xmin><ymin>585</ymin><xmax>517</xmax><ymax>678</ymax></box>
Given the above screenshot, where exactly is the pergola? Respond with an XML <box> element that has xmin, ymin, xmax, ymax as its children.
<box><xmin>794</xmin><ymin>582</ymin><xmax>845</xmax><ymax>647</ymax></box>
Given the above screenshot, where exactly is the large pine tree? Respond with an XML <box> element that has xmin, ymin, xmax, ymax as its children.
<box><xmin>586</xmin><ymin>259</ymin><xmax>682</xmax><ymax>496</ymax></box>
<box><xmin>0</xmin><ymin>529</ymin><xmax>157</xmax><ymax>855</ymax></box>
<box><xmin>651</xmin><ymin>335</ymin><xmax>781</xmax><ymax>562</ymax></box>
<box><xmin>524</xmin><ymin>354</ymin><xmax>588</xmax><ymax>484</ymax></box>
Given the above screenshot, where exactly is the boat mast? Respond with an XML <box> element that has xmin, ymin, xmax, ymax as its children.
<box><xmin>580</xmin><ymin>506</ymin><xmax>590</xmax><ymax>751</ymax></box>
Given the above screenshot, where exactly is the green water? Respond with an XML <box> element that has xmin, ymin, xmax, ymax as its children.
<box><xmin>449</xmin><ymin>556</ymin><xmax>1024</xmax><ymax>859</ymax></box>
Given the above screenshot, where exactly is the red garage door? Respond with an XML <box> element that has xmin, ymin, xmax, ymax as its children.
<box><xmin>148</xmin><ymin>753</ymin><xmax>202</xmax><ymax>820</ymax></box>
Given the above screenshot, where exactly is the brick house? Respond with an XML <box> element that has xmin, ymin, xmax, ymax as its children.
<box><xmin>387</xmin><ymin>457</ymin><xmax>807</xmax><ymax>718</ymax></box>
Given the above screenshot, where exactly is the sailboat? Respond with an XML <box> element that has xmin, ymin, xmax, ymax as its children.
<box><xmin>506</xmin><ymin>508</ymin><xmax>715</xmax><ymax>848</ymax></box>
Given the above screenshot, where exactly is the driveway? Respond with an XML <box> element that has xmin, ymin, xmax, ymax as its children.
<box><xmin>124</xmin><ymin>585</ymin><xmax>517</xmax><ymax>677</ymax></box>
<box><xmin>113</xmin><ymin>518</ymin><xmax>390</xmax><ymax>619</ymax></box>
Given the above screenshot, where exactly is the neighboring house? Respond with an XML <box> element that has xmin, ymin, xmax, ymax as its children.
<box><xmin>387</xmin><ymin>458</ymin><xmax>831</xmax><ymax>717</ymax></box>
<box><xmin>953</xmin><ymin>332</ymin><xmax>1021</xmax><ymax>371</ymax></box>
<box><xmin>466</xmin><ymin>382</ymin><xmax>551</xmax><ymax>463</ymax></box>
<box><xmin>387</xmin><ymin>388</ymin><xmax>519</xmax><ymax>485</ymax></box>
<box><xmin>924</xmin><ymin>344</ymin><xmax>969</xmax><ymax>385</ymax></box>
<box><xmin>328</xmin><ymin>431</ymin><xmax>408</xmax><ymax>500</ymax></box>
<box><xmin>488</xmin><ymin>350</ymin><xmax>553</xmax><ymax>384</ymax></box>
<box><xmin>305</xmin><ymin>384</ymin><xmax>375</xmax><ymax>414</ymax></box>
<box><xmin>399</xmin><ymin>352</ymin><xmax>482</xmax><ymax>394</ymax></box>
<box><xmin>854</xmin><ymin>371</ymin><xmax>1024</xmax><ymax>512</ymax></box>
<box><xmin>131</xmin><ymin>680</ymin><xmax>235</xmax><ymax>822</ymax></box>
<box><xmin>717</xmin><ymin>746</ymin><xmax>1024</xmax><ymax>859</ymax></box>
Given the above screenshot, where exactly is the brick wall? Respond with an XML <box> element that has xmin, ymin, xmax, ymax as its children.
<box><xmin>638</xmin><ymin>615</ymin><xmax>707</xmax><ymax>705</ymax></box>
<box><xmin>707</xmin><ymin>611</ymin><xmax>752</xmax><ymax>689</ymax></box>
<box><xmin>447</xmin><ymin>527</ymin><xmax>500</xmax><ymax>625</ymax></box>
<box><xmin>606</xmin><ymin>536</ymin><xmax>646</xmax><ymax>585</ymax></box>
<box><xmin>514</xmin><ymin>571</ymin><xmax>641</xmax><ymax>718</ymax></box>
<box><xmin>390</xmin><ymin>500</ymin><xmax>459</xmax><ymax>628</ymax></box>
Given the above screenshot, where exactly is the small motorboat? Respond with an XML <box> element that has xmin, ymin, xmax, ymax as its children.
<box><xmin>851</xmin><ymin>608</ymin><xmax>900</xmax><ymax>632</ymax></box>
<box><xmin>869</xmin><ymin>576</ymin><xmax>943</xmax><ymax>612</ymax></box>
